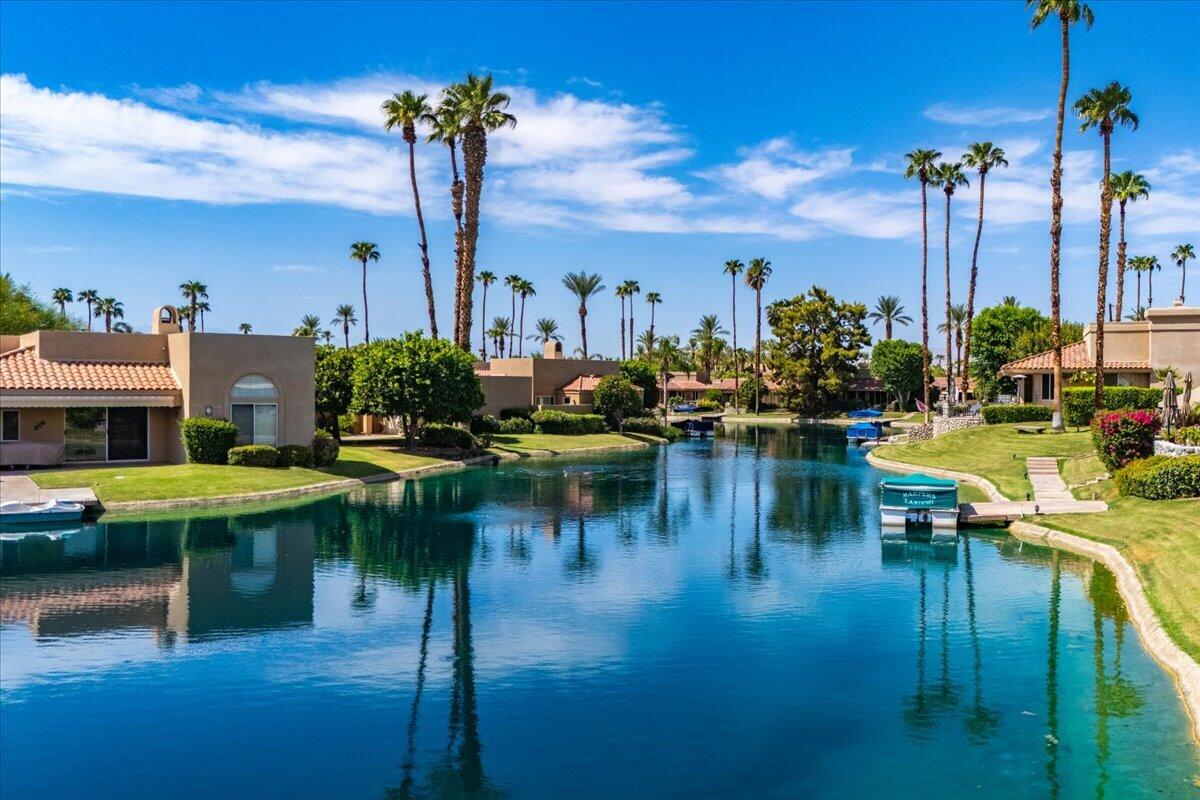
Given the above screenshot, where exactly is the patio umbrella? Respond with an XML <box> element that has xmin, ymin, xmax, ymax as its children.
<box><xmin>1160</xmin><ymin>370</ymin><xmax>1179</xmax><ymax>434</ymax></box>
<box><xmin>1183</xmin><ymin>372</ymin><xmax>1193</xmax><ymax>420</ymax></box>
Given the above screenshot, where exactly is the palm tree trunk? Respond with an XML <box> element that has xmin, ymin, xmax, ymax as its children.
<box><xmin>1148</xmin><ymin>268</ymin><xmax>1154</xmax><ymax>308</ymax></box>
<box><xmin>449</xmin><ymin>142</ymin><xmax>465</xmax><ymax>344</ymax></box>
<box><xmin>619</xmin><ymin>296</ymin><xmax>626</xmax><ymax>360</ymax></box>
<box><xmin>649</xmin><ymin>304</ymin><xmax>656</xmax><ymax>341</ymax></box>
<box><xmin>1049</xmin><ymin>13</ymin><xmax>1069</xmax><ymax>431</ymax></box>
<box><xmin>885</xmin><ymin>318</ymin><xmax>892</xmax><ymax>340</ymax></box>
<box><xmin>480</xmin><ymin>284</ymin><xmax>488</xmax><ymax>360</ymax></box>
<box><xmin>1182</xmin><ymin>263</ymin><xmax>1187</xmax><ymax>303</ymax></box>
<box><xmin>1115</xmin><ymin>201</ymin><xmax>1127</xmax><ymax>322</ymax></box>
<box><xmin>944</xmin><ymin>190</ymin><xmax>954</xmax><ymax>417</ymax></box>
<box><xmin>190</xmin><ymin>298</ymin><xmax>198</xmax><ymax>333</ymax></box>
<box><xmin>1093</xmin><ymin>131</ymin><xmax>1113</xmax><ymax>411</ymax></box>
<box><xmin>509</xmin><ymin>289</ymin><xmax>516</xmax><ymax>356</ymax></box>
<box><xmin>361</xmin><ymin>259</ymin><xmax>370</xmax><ymax>343</ymax></box>
<box><xmin>754</xmin><ymin>286</ymin><xmax>762</xmax><ymax>415</ymax></box>
<box><xmin>458</xmin><ymin>124</ymin><xmax>487</xmax><ymax>350</ymax></box>
<box><xmin>963</xmin><ymin>170</ymin><xmax>987</xmax><ymax>400</ymax></box>
<box><xmin>518</xmin><ymin>296</ymin><xmax>526</xmax><ymax>356</ymax></box>
<box><xmin>407</xmin><ymin>138</ymin><xmax>438</xmax><ymax>339</ymax></box>
<box><xmin>579</xmin><ymin>306</ymin><xmax>589</xmax><ymax>359</ymax></box>
<box><xmin>85</xmin><ymin>300</ymin><xmax>93</xmax><ymax>330</ymax></box>
<box><xmin>1135</xmin><ymin>272</ymin><xmax>1142</xmax><ymax>312</ymax></box>
<box><xmin>105</xmin><ymin>312</ymin><xmax>113</xmax><ymax>333</ymax></box>
<box><xmin>731</xmin><ymin>275</ymin><xmax>740</xmax><ymax>413</ymax></box>
<box><xmin>920</xmin><ymin>181</ymin><xmax>931</xmax><ymax>423</ymax></box>
<box><xmin>343</xmin><ymin>324</ymin><xmax>349</xmax><ymax>350</ymax></box>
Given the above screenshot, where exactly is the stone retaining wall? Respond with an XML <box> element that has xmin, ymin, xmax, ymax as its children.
<box><xmin>905</xmin><ymin>416</ymin><xmax>984</xmax><ymax>443</ymax></box>
<box><xmin>1154</xmin><ymin>439</ymin><xmax>1200</xmax><ymax>457</ymax></box>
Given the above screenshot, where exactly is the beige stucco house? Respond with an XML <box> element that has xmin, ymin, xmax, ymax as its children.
<box><xmin>473</xmin><ymin>340</ymin><xmax>625</xmax><ymax>415</ymax></box>
<box><xmin>0</xmin><ymin>306</ymin><xmax>315</xmax><ymax>466</ymax></box>
<box><xmin>999</xmin><ymin>305</ymin><xmax>1200</xmax><ymax>404</ymax></box>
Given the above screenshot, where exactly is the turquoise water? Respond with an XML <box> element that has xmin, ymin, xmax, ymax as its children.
<box><xmin>1</xmin><ymin>425</ymin><xmax>1196</xmax><ymax>798</ymax></box>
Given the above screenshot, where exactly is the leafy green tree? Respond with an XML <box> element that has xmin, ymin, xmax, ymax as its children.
<box><xmin>593</xmin><ymin>375</ymin><xmax>641</xmax><ymax>429</ymax></box>
<box><xmin>969</xmin><ymin>303</ymin><xmax>1048</xmax><ymax>400</ymax></box>
<box><xmin>351</xmin><ymin>333</ymin><xmax>483</xmax><ymax>448</ymax></box>
<box><xmin>620</xmin><ymin>360</ymin><xmax>659</xmax><ymax>409</ymax></box>
<box><xmin>0</xmin><ymin>274</ymin><xmax>82</xmax><ymax>334</ymax></box>
<box><xmin>315</xmin><ymin>344</ymin><xmax>356</xmax><ymax>439</ymax></box>
<box><xmin>869</xmin><ymin>339</ymin><xmax>924</xmax><ymax>410</ymax></box>
<box><xmin>765</xmin><ymin>287</ymin><xmax>870</xmax><ymax>415</ymax></box>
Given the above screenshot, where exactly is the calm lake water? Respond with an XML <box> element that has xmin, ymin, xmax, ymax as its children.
<box><xmin>1</xmin><ymin>425</ymin><xmax>1196</xmax><ymax>799</ymax></box>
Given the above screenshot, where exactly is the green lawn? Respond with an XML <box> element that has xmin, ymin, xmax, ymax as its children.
<box><xmin>322</xmin><ymin>445</ymin><xmax>446</xmax><ymax>478</ymax></box>
<box><xmin>488</xmin><ymin>432</ymin><xmax>656</xmax><ymax>456</ymax></box>
<box><xmin>874</xmin><ymin>423</ymin><xmax>1094</xmax><ymax>500</ymax></box>
<box><xmin>956</xmin><ymin>482</ymin><xmax>990</xmax><ymax>504</ymax></box>
<box><xmin>1060</xmin><ymin>452</ymin><xmax>1107</xmax><ymax>488</ymax></box>
<box><xmin>32</xmin><ymin>463</ymin><xmax>344</xmax><ymax>503</ymax></box>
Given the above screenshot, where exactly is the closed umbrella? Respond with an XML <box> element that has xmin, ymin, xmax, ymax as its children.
<box><xmin>1183</xmin><ymin>372</ymin><xmax>1193</xmax><ymax>421</ymax></box>
<box><xmin>1161</xmin><ymin>370</ymin><xmax>1179</xmax><ymax>435</ymax></box>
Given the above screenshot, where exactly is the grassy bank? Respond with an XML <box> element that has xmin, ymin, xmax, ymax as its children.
<box><xmin>489</xmin><ymin>432</ymin><xmax>655</xmax><ymax>456</ymax></box>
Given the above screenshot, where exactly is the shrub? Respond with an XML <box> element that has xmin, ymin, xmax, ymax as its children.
<box><xmin>227</xmin><ymin>444</ymin><xmax>280</xmax><ymax>467</ymax></box>
<box><xmin>981</xmin><ymin>404</ymin><xmax>1054</xmax><ymax>424</ymax></box>
<box><xmin>181</xmin><ymin>417</ymin><xmax>239</xmax><ymax>464</ymax></box>
<box><xmin>620</xmin><ymin>360</ymin><xmax>659</xmax><ymax>409</ymax></box>
<box><xmin>1115</xmin><ymin>455</ymin><xmax>1200</xmax><ymax>500</ymax></box>
<box><xmin>736</xmin><ymin>377</ymin><xmax>763</xmax><ymax>410</ymax></box>
<box><xmin>531</xmin><ymin>409</ymin><xmax>607</xmax><ymax>434</ymax></box>
<box><xmin>312</xmin><ymin>430</ymin><xmax>340</xmax><ymax>467</ymax></box>
<box><xmin>420</xmin><ymin>423</ymin><xmax>476</xmax><ymax>450</ymax></box>
<box><xmin>702</xmin><ymin>388</ymin><xmax>724</xmax><ymax>404</ymax></box>
<box><xmin>470</xmin><ymin>414</ymin><xmax>501</xmax><ymax>435</ymax></box>
<box><xmin>499</xmin><ymin>406</ymin><xmax>535</xmax><ymax>421</ymax></box>
<box><xmin>278</xmin><ymin>444</ymin><xmax>314</xmax><ymax>468</ymax></box>
<box><xmin>1171</xmin><ymin>427</ymin><xmax>1200</xmax><ymax>446</ymax></box>
<box><xmin>498</xmin><ymin>416</ymin><xmax>534</xmax><ymax>434</ymax></box>
<box><xmin>1091</xmin><ymin>410</ymin><xmax>1161</xmax><ymax>472</ymax></box>
<box><xmin>696</xmin><ymin>398</ymin><xmax>723</xmax><ymax>412</ymax></box>
<box><xmin>660</xmin><ymin>425</ymin><xmax>684</xmax><ymax>442</ymax></box>
<box><xmin>1063</xmin><ymin>386</ymin><xmax>1164</xmax><ymax>428</ymax></box>
<box><xmin>619</xmin><ymin>416</ymin><xmax>673</xmax><ymax>439</ymax></box>
<box><xmin>593</xmin><ymin>375</ymin><xmax>643</xmax><ymax>426</ymax></box>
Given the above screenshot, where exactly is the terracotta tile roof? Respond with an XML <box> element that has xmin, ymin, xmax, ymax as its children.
<box><xmin>666</xmin><ymin>376</ymin><xmax>713</xmax><ymax>391</ymax></box>
<box><xmin>1000</xmin><ymin>340</ymin><xmax>1150</xmax><ymax>373</ymax></box>
<box><xmin>933</xmin><ymin>376</ymin><xmax>977</xmax><ymax>390</ymax></box>
<box><xmin>0</xmin><ymin>347</ymin><xmax>179</xmax><ymax>392</ymax></box>
<box><xmin>560</xmin><ymin>374</ymin><xmax>603</xmax><ymax>392</ymax></box>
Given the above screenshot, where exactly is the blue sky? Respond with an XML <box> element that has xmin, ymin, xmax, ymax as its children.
<box><xmin>1</xmin><ymin>0</ymin><xmax>1197</xmax><ymax>356</ymax></box>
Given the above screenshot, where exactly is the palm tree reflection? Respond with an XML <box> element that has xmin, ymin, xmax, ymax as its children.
<box><xmin>961</xmin><ymin>536</ymin><xmax>1000</xmax><ymax>743</ymax></box>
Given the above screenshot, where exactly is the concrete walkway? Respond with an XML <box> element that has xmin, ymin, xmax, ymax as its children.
<box><xmin>0</xmin><ymin>472</ymin><xmax>99</xmax><ymax>506</ymax></box>
<box><xmin>960</xmin><ymin>456</ymin><xmax>1107</xmax><ymax>522</ymax></box>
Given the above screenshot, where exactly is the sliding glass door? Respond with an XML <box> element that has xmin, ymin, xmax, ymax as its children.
<box><xmin>107</xmin><ymin>407</ymin><xmax>148</xmax><ymax>461</ymax></box>
<box><xmin>64</xmin><ymin>407</ymin><xmax>149</xmax><ymax>462</ymax></box>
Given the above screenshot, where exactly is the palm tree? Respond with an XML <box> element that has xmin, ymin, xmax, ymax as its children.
<box><xmin>1108</xmin><ymin>171</ymin><xmax>1150</xmax><ymax>320</ymax></box>
<box><xmin>867</xmin><ymin>295</ymin><xmax>912</xmax><ymax>340</ymax></box>
<box><xmin>722</xmin><ymin>259</ymin><xmax>745</xmax><ymax>410</ymax></box>
<box><xmin>960</xmin><ymin>142</ymin><xmax>1008</xmax><ymax>399</ymax></box>
<box><xmin>450</xmin><ymin>73</ymin><xmax>517</xmax><ymax>350</ymax></box>
<box><xmin>614</xmin><ymin>283</ymin><xmax>630</xmax><ymax>359</ymax></box>
<box><xmin>744</xmin><ymin>258</ymin><xmax>772</xmax><ymax>415</ymax></box>
<box><xmin>517</xmin><ymin>279</ymin><xmax>535</xmax><ymax>356</ymax></box>
<box><xmin>319</xmin><ymin>329</ymin><xmax>333</xmax><ymax>345</ymax></box>
<box><xmin>425</xmin><ymin>98</ymin><xmax>467</xmax><ymax>342</ymax></box>
<box><xmin>349</xmin><ymin>242</ymin><xmax>380</xmax><ymax>344</ymax></box>
<box><xmin>930</xmin><ymin>161</ymin><xmax>969</xmax><ymax>413</ymax></box>
<box><xmin>503</xmin><ymin>273</ymin><xmax>522</xmax><ymax>355</ymax></box>
<box><xmin>645</xmin><ymin>291</ymin><xmax>662</xmax><ymax>342</ymax></box>
<box><xmin>51</xmin><ymin>287</ymin><xmax>72</xmax><ymax>318</ymax></box>
<box><xmin>528</xmin><ymin>317</ymin><xmax>562</xmax><ymax>346</ymax></box>
<box><xmin>1127</xmin><ymin>255</ymin><xmax>1147</xmax><ymax>311</ymax></box>
<box><xmin>332</xmin><ymin>304</ymin><xmax>357</xmax><ymax>349</ymax></box>
<box><xmin>1029</xmin><ymin>0</ymin><xmax>1094</xmax><ymax>431</ymax></box>
<box><xmin>635</xmin><ymin>329</ymin><xmax>658</xmax><ymax>360</ymax></box>
<box><xmin>624</xmin><ymin>280</ymin><xmax>640</xmax><ymax>355</ymax></box>
<box><xmin>691</xmin><ymin>314</ymin><xmax>729</xmax><ymax>376</ymax></box>
<box><xmin>95</xmin><ymin>297</ymin><xmax>124</xmax><ymax>332</ymax></box>
<box><xmin>195</xmin><ymin>300</ymin><xmax>211</xmax><ymax>332</ymax></box>
<box><xmin>293</xmin><ymin>314</ymin><xmax>323</xmax><ymax>337</ymax></box>
<box><xmin>383</xmin><ymin>90</ymin><xmax>438</xmax><ymax>339</ymax></box>
<box><xmin>112</xmin><ymin>321</ymin><xmax>133</xmax><ymax>334</ymax></box>
<box><xmin>1145</xmin><ymin>255</ymin><xmax>1162</xmax><ymax>308</ymax></box>
<box><xmin>175</xmin><ymin>305</ymin><xmax>193</xmax><ymax>330</ymax></box>
<box><xmin>1076</xmin><ymin>81</ymin><xmax>1138</xmax><ymax>408</ymax></box>
<box><xmin>904</xmin><ymin>148</ymin><xmax>942</xmax><ymax>423</ymax></box>
<box><xmin>178</xmin><ymin>280</ymin><xmax>208</xmax><ymax>333</ymax></box>
<box><xmin>476</xmin><ymin>270</ymin><xmax>496</xmax><ymax>359</ymax></box>
<box><xmin>656</xmin><ymin>335</ymin><xmax>682</xmax><ymax>419</ymax></box>
<box><xmin>1126</xmin><ymin>306</ymin><xmax>1146</xmax><ymax>321</ymax></box>
<box><xmin>487</xmin><ymin>316</ymin><xmax>512</xmax><ymax>358</ymax></box>
<box><xmin>938</xmin><ymin>304</ymin><xmax>967</xmax><ymax>403</ymax></box>
<box><xmin>1173</xmin><ymin>244</ymin><xmax>1195</xmax><ymax>305</ymax></box>
<box><xmin>562</xmin><ymin>271</ymin><xmax>605</xmax><ymax>359</ymax></box>
<box><xmin>76</xmin><ymin>289</ymin><xmax>99</xmax><ymax>331</ymax></box>
<box><xmin>238</xmin><ymin>322</ymin><xmax>253</xmax><ymax>334</ymax></box>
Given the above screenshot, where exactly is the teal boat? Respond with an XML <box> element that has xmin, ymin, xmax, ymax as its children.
<box><xmin>879</xmin><ymin>473</ymin><xmax>958</xmax><ymax>540</ymax></box>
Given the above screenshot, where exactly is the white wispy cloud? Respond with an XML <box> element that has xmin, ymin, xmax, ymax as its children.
<box><xmin>567</xmin><ymin>76</ymin><xmax>603</xmax><ymax>88</ymax></box>
<box><xmin>924</xmin><ymin>103</ymin><xmax>1054</xmax><ymax>125</ymax></box>
<box><xmin>700</xmin><ymin>138</ymin><xmax>856</xmax><ymax>200</ymax></box>
<box><xmin>22</xmin><ymin>244</ymin><xmax>88</xmax><ymax>254</ymax></box>
<box><xmin>271</xmin><ymin>264</ymin><xmax>322</xmax><ymax>273</ymax></box>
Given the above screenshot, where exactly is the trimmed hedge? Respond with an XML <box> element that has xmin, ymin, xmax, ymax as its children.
<box><xmin>499</xmin><ymin>406</ymin><xmax>535</xmax><ymax>421</ymax></box>
<box><xmin>660</xmin><ymin>425</ymin><xmax>684</xmax><ymax>442</ymax></box>
<box><xmin>620</xmin><ymin>416</ymin><xmax>676</xmax><ymax>439</ymax></box>
<box><xmin>278</xmin><ymin>444</ymin><xmax>314</xmax><ymax>468</ymax></box>
<box><xmin>981</xmin><ymin>404</ymin><xmax>1053</xmax><ymax>424</ymax></box>
<box><xmin>312</xmin><ymin>430</ymin><xmax>340</xmax><ymax>467</ymax></box>
<box><xmin>420</xmin><ymin>423</ymin><xmax>476</xmax><ymax>450</ymax></box>
<box><xmin>696</xmin><ymin>398</ymin><xmax>723</xmax><ymax>412</ymax></box>
<box><xmin>1091</xmin><ymin>410</ymin><xmax>1160</xmax><ymax>471</ymax></box>
<box><xmin>1115</xmin><ymin>455</ymin><xmax>1200</xmax><ymax>500</ymax></box>
<box><xmin>1170</xmin><ymin>427</ymin><xmax>1200</xmax><ymax>446</ymax></box>
<box><xmin>227</xmin><ymin>444</ymin><xmax>280</xmax><ymax>467</ymax></box>
<box><xmin>498</xmin><ymin>417</ymin><xmax>534</xmax><ymax>434</ymax></box>
<box><xmin>181</xmin><ymin>417</ymin><xmax>239</xmax><ymax>464</ymax></box>
<box><xmin>531</xmin><ymin>409</ymin><xmax>607</xmax><ymax>434</ymax></box>
<box><xmin>1063</xmin><ymin>386</ymin><xmax>1164</xmax><ymax>428</ymax></box>
<box><xmin>470</xmin><ymin>414</ymin><xmax>501</xmax><ymax>435</ymax></box>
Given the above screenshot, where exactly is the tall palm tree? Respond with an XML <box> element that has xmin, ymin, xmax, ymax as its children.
<box><xmin>723</xmin><ymin>259</ymin><xmax>745</xmax><ymax>410</ymax></box>
<box><xmin>51</xmin><ymin>287</ymin><xmax>72</xmax><ymax>318</ymax></box>
<box><xmin>1127</xmin><ymin>255</ymin><xmax>1147</xmax><ymax>311</ymax></box>
<box><xmin>332</xmin><ymin>304</ymin><xmax>357</xmax><ymax>349</ymax></box>
<box><xmin>624</xmin><ymin>280</ymin><xmax>640</xmax><ymax>355</ymax></box>
<box><xmin>562</xmin><ymin>271</ymin><xmax>605</xmax><ymax>359</ymax></box>
<box><xmin>503</xmin><ymin>274</ymin><xmax>522</xmax><ymax>355</ymax></box>
<box><xmin>178</xmin><ymin>280</ymin><xmax>208</xmax><ymax>333</ymax></box>
<box><xmin>645</xmin><ymin>291</ymin><xmax>662</xmax><ymax>342</ymax></box>
<box><xmin>930</xmin><ymin>161</ymin><xmax>969</xmax><ymax>413</ymax></box>
<box><xmin>476</xmin><ymin>270</ymin><xmax>496</xmax><ymax>359</ymax></box>
<box><xmin>528</xmin><ymin>317</ymin><xmax>562</xmax><ymax>346</ymax></box>
<box><xmin>95</xmin><ymin>297</ymin><xmax>124</xmax><ymax>332</ymax></box>
<box><xmin>960</xmin><ymin>142</ymin><xmax>1008</xmax><ymax>399</ymax></box>
<box><xmin>867</xmin><ymin>295</ymin><xmax>912</xmax><ymax>340</ymax></box>
<box><xmin>517</xmin><ymin>279</ymin><xmax>535</xmax><ymax>356</ymax></box>
<box><xmin>636</xmin><ymin>328</ymin><xmax>658</xmax><ymax>360</ymax></box>
<box><xmin>1076</xmin><ymin>81</ymin><xmax>1138</xmax><ymax>408</ymax></box>
<box><xmin>1145</xmin><ymin>255</ymin><xmax>1161</xmax><ymax>308</ymax></box>
<box><xmin>383</xmin><ymin>91</ymin><xmax>438</xmax><ymax>339</ymax></box>
<box><xmin>195</xmin><ymin>300</ymin><xmax>211</xmax><ymax>332</ymax></box>
<box><xmin>349</xmin><ymin>242</ymin><xmax>380</xmax><ymax>344</ymax></box>
<box><xmin>1029</xmin><ymin>0</ymin><xmax>1094</xmax><ymax>430</ymax></box>
<box><xmin>938</xmin><ymin>304</ymin><xmax>967</xmax><ymax>403</ymax></box>
<box><xmin>904</xmin><ymin>148</ymin><xmax>942</xmax><ymax>423</ymax></box>
<box><xmin>615</xmin><ymin>283</ymin><xmax>630</xmax><ymax>359</ymax></box>
<box><xmin>1108</xmin><ymin>170</ymin><xmax>1150</xmax><ymax>320</ymax></box>
<box><xmin>487</xmin><ymin>316</ymin><xmax>512</xmax><ymax>358</ymax></box>
<box><xmin>238</xmin><ymin>322</ymin><xmax>253</xmax><ymax>334</ymax></box>
<box><xmin>76</xmin><ymin>289</ymin><xmax>99</xmax><ymax>331</ymax></box>
<box><xmin>1173</xmin><ymin>244</ymin><xmax>1195</xmax><ymax>305</ymax></box>
<box><xmin>451</xmin><ymin>73</ymin><xmax>517</xmax><ymax>350</ymax></box>
<box><xmin>175</xmin><ymin>305</ymin><xmax>193</xmax><ymax>330</ymax></box>
<box><xmin>744</xmin><ymin>258</ymin><xmax>772</xmax><ymax>415</ymax></box>
<box><xmin>113</xmin><ymin>322</ymin><xmax>133</xmax><ymax>334</ymax></box>
<box><xmin>691</xmin><ymin>314</ymin><xmax>729</xmax><ymax>376</ymax></box>
<box><xmin>656</xmin><ymin>335</ymin><xmax>682</xmax><ymax>419</ymax></box>
<box><xmin>425</xmin><ymin>98</ymin><xmax>467</xmax><ymax>342</ymax></box>
<box><xmin>293</xmin><ymin>314</ymin><xmax>323</xmax><ymax>337</ymax></box>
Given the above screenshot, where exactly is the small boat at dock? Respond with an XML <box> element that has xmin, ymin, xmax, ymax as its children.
<box><xmin>0</xmin><ymin>499</ymin><xmax>86</xmax><ymax>527</ymax></box>
<box><xmin>879</xmin><ymin>473</ymin><xmax>958</xmax><ymax>542</ymax></box>
<box><xmin>847</xmin><ymin>421</ymin><xmax>885</xmax><ymax>444</ymax></box>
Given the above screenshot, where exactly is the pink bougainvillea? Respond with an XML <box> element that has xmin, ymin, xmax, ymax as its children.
<box><xmin>1091</xmin><ymin>410</ymin><xmax>1161</xmax><ymax>471</ymax></box>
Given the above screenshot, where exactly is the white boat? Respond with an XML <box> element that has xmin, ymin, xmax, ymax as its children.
<box><xmin>0</xmin><ymin>499</ymin><xmax>86</xmax><ymax>526</ymax></box>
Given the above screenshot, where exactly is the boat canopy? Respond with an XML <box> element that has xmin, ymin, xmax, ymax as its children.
<box><xmin>847</xmin><ymin>422</ymin><xmax>883</xmax><ymax>438</ymax></box>
<box><xmin>847</xmin><ymin>408</ymin><xmax>884</xmax><ymax>419</ymax></box>
<box><xmin>880</xmin><ymin>473</ymin><xmax>958</xmax><ymax>489</ymax></box>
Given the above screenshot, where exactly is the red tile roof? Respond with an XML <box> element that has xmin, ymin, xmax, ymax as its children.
<box><xmin>0</xmin><ymin>347</ymin><xmax>180</xmax><ymax>392</ymax></box>
<box><xmin>1000</xmin><ymin>340</ymin><xmax>1149</xmax><ymax>373</ymax></box>
<box><xmin>560</xmin><ymin>374</ymin><xmax>604</xmax><ymax>393</ymax></box>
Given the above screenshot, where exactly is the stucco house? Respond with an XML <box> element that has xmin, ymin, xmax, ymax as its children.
<box><xmin>0</xmin><ymin>306</ymin><xmax>315</xmax><ymax>466</ymax></box>
<box><xmin>998</xmin><ymin>305</ymin><xmax>1200</xmax><ymax>404</ymax></box>
<box><xmin>474</xmin><ymin>340</ymin><xmax>625</xmax><ymax>415</ymax></box>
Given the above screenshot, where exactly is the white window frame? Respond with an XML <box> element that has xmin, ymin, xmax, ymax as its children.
<box><xmin>1</xmin><ymin>409</ymin><xmax>18</xmax><ymax>442</ymax></box>
<box><xmin>536</xmin><ymin>395</ymin><xmax>557</xmax><ymax>406</ymax></box>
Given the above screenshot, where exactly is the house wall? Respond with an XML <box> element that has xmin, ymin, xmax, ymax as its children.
<box><xmin>478</xmin><ymin>375</ymin><xmax>533</xmax><ymax>416</ymax></box>
<box><xmin>16</xmin><ymin>408</ymin><xmax>64</xmax><ymax>444</ymax></box>
<box><xmin>1147</xmin><ymin>306</ymin><xmax>1200</xmax><ymax>378</ymax></box>
<box><xmin>25</xmin><ymin>330</ymin><xmax>172</xmax><ymax>363</ymax></box>
<box><xmin>1083</xmin><ymin>321</ymin><xmax>1150</xmax><ymax>365</ymax></box>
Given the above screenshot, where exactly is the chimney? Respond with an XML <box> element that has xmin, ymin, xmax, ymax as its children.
<box><xmin>151</xmin><ymin>305</ymin><xmax>182</xmax><ymax>334</ymax></box>
<box><xmin>544</xmin><ymin>340</ymin><xmax>563</xmax><ymax>359</ymax></box>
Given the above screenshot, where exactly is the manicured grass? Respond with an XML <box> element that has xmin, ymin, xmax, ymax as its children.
<box><xmin>488</xmin><ymin>432</ymin><xmax>655</xmax><ymax>456</ymax></box>
<box><xmin>874</xmin><ymin>423</ymin><xmax>1094</xmax><ymax>500</ymax></box>
<box><xmin>956</xmin><ymin>482</ymin><xmax>990</xmax><ymax>504</ymax></box>
<box><xmin>322</xmin><ymin>445</ymin><xmax>446</xmax><ymax>478</ymax></box>
<box><xmin>1060</xmin><ymin>452</ymin><xmax>1107</xmax><ymax>488</ymax></box>
<box><xmin>32</xmin><ymin>463</ymin><xmax>342</xmax><ymax>503</ymax></box>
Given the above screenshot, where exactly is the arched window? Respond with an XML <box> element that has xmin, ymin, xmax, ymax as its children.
<box><xmin>230</xmin><ymin>374</ymin><xmax>278</xmax><ymax>445</ymax></box>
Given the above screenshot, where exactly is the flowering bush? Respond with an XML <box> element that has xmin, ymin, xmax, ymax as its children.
<box><xmin>1090</xmin><ymin>410</ymin><xmax>1160</xmax><ymax>472</ymax></box>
